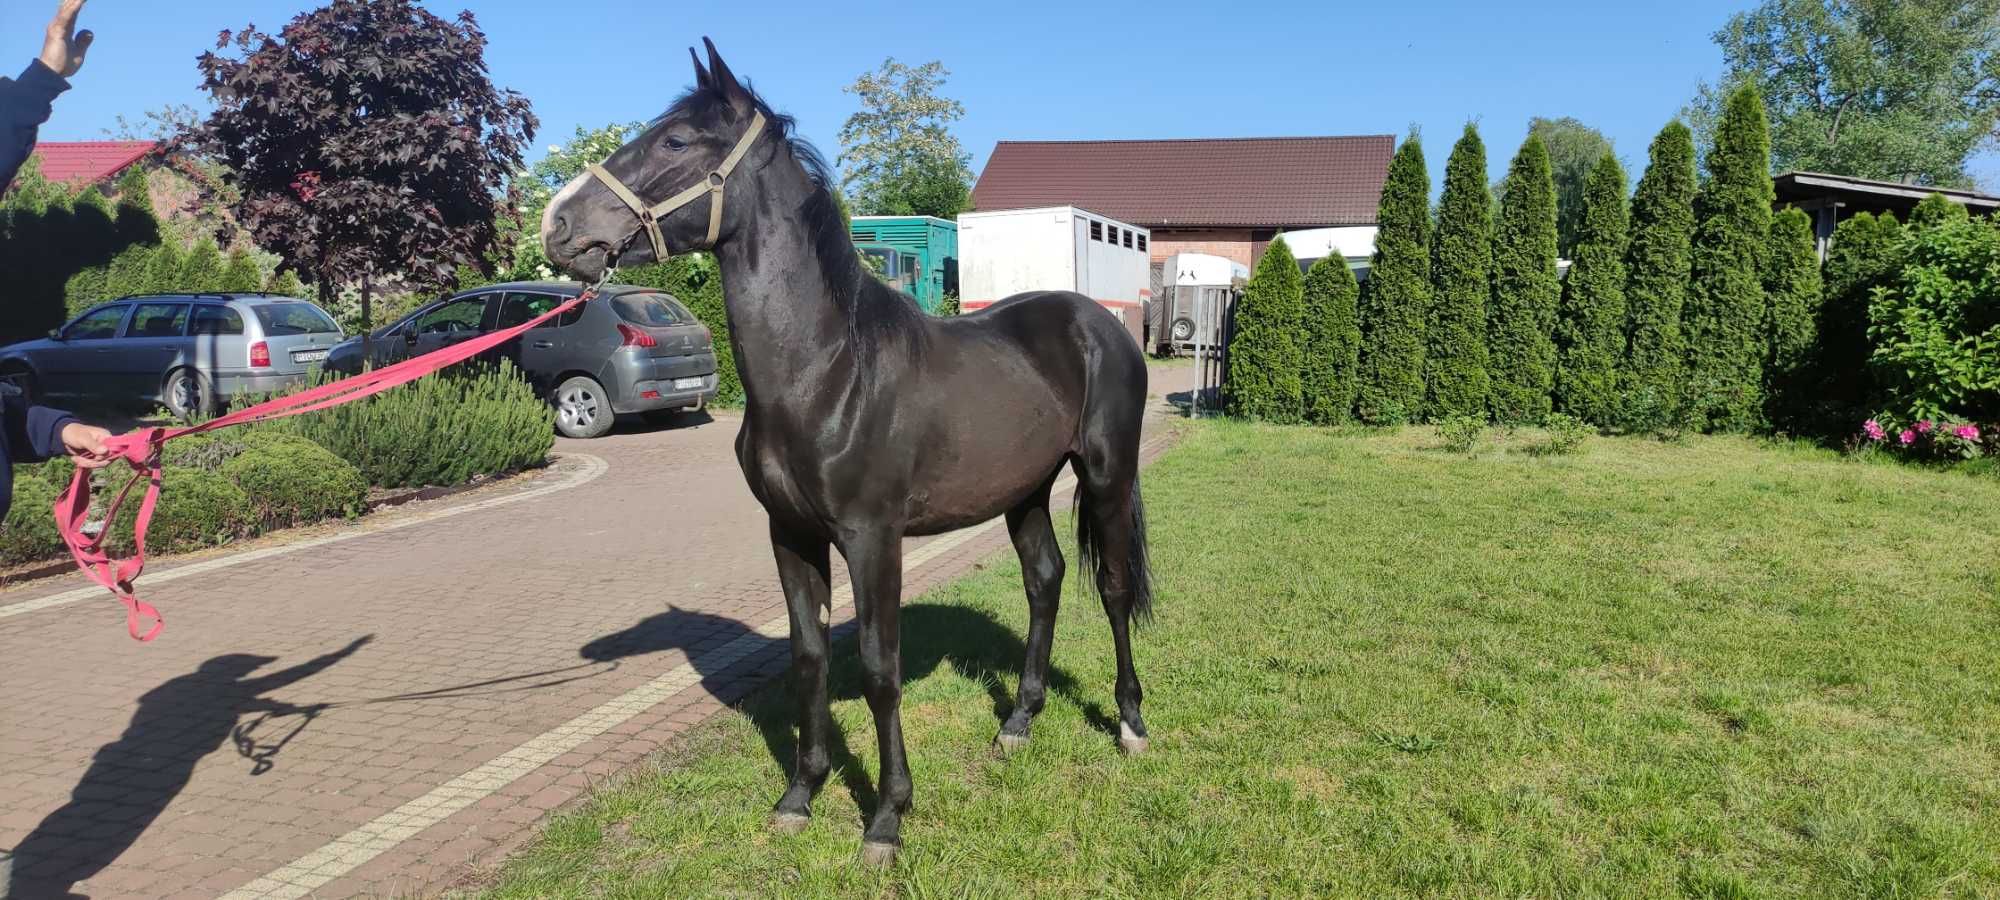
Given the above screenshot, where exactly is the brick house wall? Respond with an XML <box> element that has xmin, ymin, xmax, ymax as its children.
<box><xmin>1148</xmin><ymin>228</ymin><xmax>1255</xmax><ymax>266</ymax></box>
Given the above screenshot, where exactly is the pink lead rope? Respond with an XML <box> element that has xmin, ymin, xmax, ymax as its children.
<box><xmin>54</xmin><ymin>289</ymin><xmax>596</xmax><ymax>642</ymax></box>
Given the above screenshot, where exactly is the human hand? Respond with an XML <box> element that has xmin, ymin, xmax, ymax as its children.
<box><xmin>60</xmin><ymin>421</ymin><xmax>114</xmax><ymax>469</ymax></box>
<box><xmin>39</xmin><ymin>0</ymin><xmax>93</xmax><ymax>78</ymax></box>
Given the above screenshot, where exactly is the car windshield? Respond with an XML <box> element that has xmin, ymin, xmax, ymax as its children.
<box><xmin>610</xmin><ymin>293</ymin><xmax>685</xmax><ymax>327</ymax></box>
<box><xmin>253</xmin><ymin>302</ymin><xmax>339</xmax><ymax>335</ymax></box>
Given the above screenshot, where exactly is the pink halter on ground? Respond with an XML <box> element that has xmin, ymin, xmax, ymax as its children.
<box><xmin>53</xmin><ymin>289</ymin><xmax>597</xmax><ymax>642</ymax></box>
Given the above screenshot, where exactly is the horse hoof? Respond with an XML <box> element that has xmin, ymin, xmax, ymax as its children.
<box><xmin>1119</xmin><ymin>723</ymin><xmax>1149</xmax><ymax>755</ymax></box>
<box><xmin>993</xmin><ymin>732</ymin><xmax>1029</xmax><ymax>756</ymax></box>
<box><xmin>770</xmin><ymin>812</ymin><xmax>810</xmax><ymax>835</ymax></box>
<box><xmin>860</xmin><ymin>841</ymin><xmax>899</xmax><ymax>867</ymax></box>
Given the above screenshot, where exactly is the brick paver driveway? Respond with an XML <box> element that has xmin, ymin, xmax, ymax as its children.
<box><xmin>0</xmin><ymin>362</ymin><xmax>1196</xmax><ymax>899</ymax></box>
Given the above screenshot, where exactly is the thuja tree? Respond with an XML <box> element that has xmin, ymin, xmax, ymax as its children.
<box><xmin>183</xmin><ymin>0</ymin><xmax>536</xmax><ymax>332</ymax></box>
<box><xmin>1618</xmin><ymin>121</ymin><xmax>1699</xmax><ymax>431</ymax></box>
<box><xmin>1554</xmin><ymin>153</ymin><xmax>1629</xmax><ymax>425</ymax></box>
<box><xmin>1301</xmin><ymin>254</ymin><xmax>1362</xmax><ymax>425</ymax></box>
<box><xmin>1763</xmin><ymin>207</ymin><xmax>1822</xmax><ymax>430</ymax></box>
<box><xmin>1225</xmin><ymin>235</ymin><xmax>1306</xmax><ymax>421</ymax></box>
<box><xmin>219</xmin><ymin>248</ymin><xmax>262</xmax><ymax>292</ymax></box>
<box><xmin>1909</xmin><ymin>192</ymin><xmax>1971</xmax><ymax>233</ymax></box>
<box><xmin>1818</xmin><ymin>211</ymin><xmax>1905</xmax><ymax>424</ymax></box>
<box><xmin>1488</xmin><ymin>134</ymin><xmax>1560</xmax><ymax>424</ymax></box>
<box><xmin>1426</xmin><ymin>123</ymin><xmax>1491</xmax><ymax>419</ymax></box>
<box><xmin>1355</xmin><ymin>134</ymin><xmax>1430</xmax><ymax>424</ymax></box>
<box><xmin>1683</xmin><ymin>82</ymin><xmax>1774</xmax><ymax>432</ymax></box>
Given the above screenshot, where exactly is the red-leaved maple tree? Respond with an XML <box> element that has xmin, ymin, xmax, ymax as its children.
<box><xmin>182</xmin><ymin>0</ymin><xmax>535</xmax><ymax>328</ymax></box>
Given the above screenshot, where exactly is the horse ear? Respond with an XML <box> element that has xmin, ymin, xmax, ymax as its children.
<box><xmin>702</xmin><ymin>37</ymin><xmax>749</xmax><ymax>107</ymax></box>
<box><xmin>689</xmin><ymin>47</ymin><xmax>712</xmax><ymax>90</ymax></box>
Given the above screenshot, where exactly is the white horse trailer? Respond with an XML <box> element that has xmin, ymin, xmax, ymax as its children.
<box><xmin>956</xmin><ymin>206</ymin><xmax>1149</xmax><ymax>346</ymax></box>
<box><xmin>1150</xmin><ymin>252</ymin><xmax>1246</xmax><ymax>356</ymax></box>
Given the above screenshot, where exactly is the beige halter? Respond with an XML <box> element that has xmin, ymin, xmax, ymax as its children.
<box><xmin>584</xmin><ymin>111</ymin><xmax>766</xmax><ymax>260</ymax></box>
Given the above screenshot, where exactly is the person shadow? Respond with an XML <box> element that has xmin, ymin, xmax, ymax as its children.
<box><xmin>579</xmin><ymin>602</ymin><xmax>1113</xmax><ymax>816</ymax></box>
<box><xmin>3</xmin><ymin>636</ymin><xmax>372</xmax><ymax>900</ymax></box>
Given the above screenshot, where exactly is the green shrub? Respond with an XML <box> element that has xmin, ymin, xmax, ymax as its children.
<box><xmin>1</xmin><ymin>474</ymin><xmax>64</xmax><ymax>565</ymax></box>
<box><xmin>1435</xmin><ymin>414</ymin><xmax>1486</xmax><ymax>455</ymax></box>
<box><xmin>935</xmin><ymin>291</ymin><xmax>960</xmax><ymax>317</ymax></box>
<box><xmin>1819</xmin><ymin>212</ymin><xmax>1905</xmax><ymax>428</ymax></box>
<box><xmin>1355</xmin><ymin>134</ymin><xmax>1431</xmax><ymax>425</ymax></box>
<box><xmin>107</xmin><ymin>467</ymin><xmax>253</xmax><ymax>554</ymax></box>
<box><xmin>1226</xmin><ymin>236</ymin><xmax>1305</xmax><ymax>421</ymax></box>
<box><xmin>272</xmin><ymin>359</ymin><xmax>555</xmax><ymax>487</ymax></box>
<box><xmin>219</xmin><ymin>247</ymin><xmax>263</xmax><ymax>292</ymax></box>
<box><xmin>1553</xmin><ymin>153</ymin><xmax>1628</xmax><ymax>427</ymax></box>
<box><xmin>1619</xmin><ymin>121</ymin><xmax>1699</xmax><ymax>434</ymax></box>
<box><xmin>1530</xmin><ymin>412</ymin><xmax>1591</xmax><ymax>457</ymax></box>
<box><xmin>1300</xmin><ymin>255</ymin><xmax>1362</xmax><ymax>425</ymax></box>
<box><xmin>1867</xmin><ymin>218</ymin><xmax>2000</xmax><ymax>423</ymax></box>
<box><xmin>1684</xmin><ymin>82</ymin><xmax>1774</xmax><ymax>432</ymax></box>
<box><xmin>1763</xmin><ymin>207</ymin><xmax>1823</xmax><ymax>431</ymax></box>
<box><xmin>1489</xmin><ymin>134</ymin><xmax>1561</xmax><ymax>425</ymax></box>
<box><xmin>1426</xmin><ymin>123</ymin><xmax>1493</xmax><ymax>420</ymax></box>
<box><xmin>220</xmin><ymin>431</ymin><xmax>368</xmax><ymax>528</ymax></box>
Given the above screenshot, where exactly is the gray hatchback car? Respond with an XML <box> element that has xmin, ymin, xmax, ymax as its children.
<box><xmin>0</xmin><ymin>293</ymin><xmax>344</xmax><ymax>418</ymax></box>
<box><xmin>322</xmin><ymin>281</ymin><xmax>719</xmax><ymax>438</ymax></box>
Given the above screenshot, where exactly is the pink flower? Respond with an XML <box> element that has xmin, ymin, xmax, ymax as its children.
<box><xmin>1916</xmin><ymin>420</ymin><xmax>1934</xmax><ymax>434</ymax></box>
<box><xmin>1956</xmin><ymin>424</ymin><xmax>1981</xmax><ymax>441</ymax></box>
<box><xmin>1863</xmin><ymin>419</ymin><xmax>1886</xmax><ymax>441</ymax></box>
<box><xmin>1899</xmin><ymin>429</ymin><xmax>1917</xmax><ymax>445</ymax></box>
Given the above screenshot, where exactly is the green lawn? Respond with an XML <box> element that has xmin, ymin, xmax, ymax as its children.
<box><xmin>475</xmin><ymin>423</ymin><xmax>2000</xmax><ymax>899</ymax></box>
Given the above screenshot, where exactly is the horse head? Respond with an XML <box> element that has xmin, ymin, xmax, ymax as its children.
<box><xmin>541</xmin><ymin>38</ymin><xmax>772</xmax><ymax>281</ymax></box>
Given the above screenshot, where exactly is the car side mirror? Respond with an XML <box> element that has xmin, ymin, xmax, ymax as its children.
<box><xmin>46</xmin><ymin>329</ymin><xmax>63</xmax><ymax>341</ymax></box>
<box><xmin>403</xmin><ymin>329</ymin><xmax>419</xmax><ymax>344</ymax></box>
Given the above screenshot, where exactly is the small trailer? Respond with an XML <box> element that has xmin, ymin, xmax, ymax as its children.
<box><xmin>955</xmin><ymin>206</ymin><xmax>1149</xmax><ymax>345</ymax></box>
<box><xmin>849</xmin><ymin>215</ymin><xmax>958</xmax><ymax>314</ymax></box>
<box><xmin>1149</xmin><ymin>251</ymin><xmax>1246</xmax><ymax>356</ymax></box>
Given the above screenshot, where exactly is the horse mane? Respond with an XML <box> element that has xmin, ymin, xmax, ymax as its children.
<box><xmin>655</xmin><ymin>85</ymin><xmax>925</xmax><ymax>361</ymax></box>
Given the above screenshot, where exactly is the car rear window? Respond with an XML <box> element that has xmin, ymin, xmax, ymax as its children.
<box><xmin>253</xmin><ymin>302</ymin><xmax>340</xmax><ymax>335</ymax></box>
<box><xmin>611</xmin><ymin>293</ymin><xmax>687</xmax><ymax>327</ymax></box>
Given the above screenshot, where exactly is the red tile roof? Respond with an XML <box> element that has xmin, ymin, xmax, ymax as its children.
<box><xmin>30</xmin><ymin>140</ymin><xmax>157</xmax><ymax>185</ymax></box>
<box><xmin>970</xmin><ymin>135</ymin><xmax>1395</xmax><ymax>228</ymax></box>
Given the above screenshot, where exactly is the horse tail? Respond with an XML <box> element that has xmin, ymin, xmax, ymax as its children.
<box><xmin>1074</xmin><ymin>474</ymin><xmax>1155</xmax><ymax>625</ymax></box>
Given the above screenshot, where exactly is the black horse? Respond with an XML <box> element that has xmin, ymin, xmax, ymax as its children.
<box><xmin>541</xmin><ymin>40</ymin><xmax>1154</xmax><ymax>865</ymax></box>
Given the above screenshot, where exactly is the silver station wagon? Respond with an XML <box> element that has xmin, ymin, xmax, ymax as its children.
<box><xmin>0</xmin><ymin>293</ymin><xmax>344</xmax><ymax>418</ymax></box>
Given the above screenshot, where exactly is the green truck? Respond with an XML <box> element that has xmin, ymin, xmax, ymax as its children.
<box><xmin>849</xmin><ymin>215</ymin><xmax>958</xmax><ymax>314</ymax></box>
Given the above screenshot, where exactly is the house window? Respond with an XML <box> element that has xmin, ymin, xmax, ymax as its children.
<box><xmin>1107</xmin><ymin>225</ymin><xmax>1120</xmax><ymax>245</ymax></box>
<box><xmin>1089</xmin><ymin>220</ymin><xmax>1102</xmax><ymax>242</ymax></box>
<box><xmin>1137</xmin><ymin>234</ymin><xmax>1148</xmax><ymax>252</ymax></box>
<box><xmin>1123</xmin><ymin>231</ymin><xmax>1134</xmax><ymax>249</ymax></box>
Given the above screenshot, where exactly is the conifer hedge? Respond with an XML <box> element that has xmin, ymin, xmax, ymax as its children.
<box><xmin>1488</xmin><ymin>134</ymin><xmax>1560</xmax><ymax>424</ymax></box>
<box><xmin>1762</xmin><ymin>207</ymin><xmax>1822</xmax><ymax>430</ymax></box>
<box><xmin>1425</xmin><ymin>124</ymin><xmax>1491</xmax><ymax>419</ymax></box>
<box><xmin>1355</xmin><ymin>135</ymin><xmax>1430</xmax><ymax>424</ymax></box>
<box><xmin>1301</xmin><ymin>254</ymin><xmax>1361</xmax><ymax>425</ymax></box>
<box><xmin>1683</xmin><ymin>82</ymin><xmax>1774</xmax><ymax>432</ymax></box>
<box><xmin>1618</xmin><ymin>121</ymin><xmax>1698</xmax><ymax>431</ymax></box>
<box><xmin>1225</xmin><ymin>236</ymin><xmax>1305</xmax><ymax>421</ymax></box>
<box><xmin>1553</xmin><ymin>153</ymin><xmax>1628</xmax><ymax>425</ymax></box>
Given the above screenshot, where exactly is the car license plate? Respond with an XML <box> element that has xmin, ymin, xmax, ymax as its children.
<box><xmin>672</xmin><ymin>376</ymin><xmax>704</xmax><ymax>390</ymax></box>
<box><xmin>293</xmin><ymin>349</ymin><xmax>328</xmax><ymax>363</ymax></box>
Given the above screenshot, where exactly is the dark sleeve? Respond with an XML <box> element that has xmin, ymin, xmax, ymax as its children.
<box><xmin>0</xmin><ymin>60</ymin><xmax>71</xmax><ymax>189</ymax></box>
<box><xmin>2</xmin><ymin>387</ymin><xmax>76</xmax><ymax>463</ymax></box>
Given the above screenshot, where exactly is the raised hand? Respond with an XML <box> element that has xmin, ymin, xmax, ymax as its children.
<box><xmin>39</xmin><ymin>0</ymin><xmax>94</xmax><ymax>78</ymax></box>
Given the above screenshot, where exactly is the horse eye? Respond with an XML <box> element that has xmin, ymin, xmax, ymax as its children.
<box><xmin>665</xmin><ymin>137</ymin><xmax>688</xmax><ymax>152</ymax></box>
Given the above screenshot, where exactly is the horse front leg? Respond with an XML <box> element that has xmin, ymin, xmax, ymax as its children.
<box><xmin>769</xmin><ymin>520</ymin><xmax>834</xmax><ymax>834</ymax></box>
<box><xmin>843</xmin><ymin>527</ymin><xmax>911</xmax><ymax>866</ymax></box>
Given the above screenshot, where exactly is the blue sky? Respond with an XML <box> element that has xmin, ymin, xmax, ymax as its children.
<box><xmin>1</xmin><ymin>0</ymin><xmax>1911</xmax><ymax>194</ymax></box>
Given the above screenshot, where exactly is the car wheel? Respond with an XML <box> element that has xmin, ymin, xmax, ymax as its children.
<box><xmin>0</xmin><ymin>364</ymin><xmax>37</xmax><ymax>403</ymax></box>
<box><xmin>1170</xmin><ymin>317</ymin><xmax>1196</xmax><ymax>343</ymax></box>
<box><xmin>553</xmin><ymin>375</ymin><xmax>615</xmax><ymax>438</ymax></box>
<box><xmin>163</xmin><ymin>368</ymin><xmax>215</xmax><ymax>420</ymax></box>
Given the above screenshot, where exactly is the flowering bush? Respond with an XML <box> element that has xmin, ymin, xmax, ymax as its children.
<box><xmin>1857</xmin><ymin>415</ymin><xmax>1990</xmax><ymax>461</ymax></box>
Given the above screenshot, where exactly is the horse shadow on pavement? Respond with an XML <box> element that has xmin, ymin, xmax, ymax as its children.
<box><xmin>3</xmin><ymin>636</ymin><xmax>372</xmax><ymax>900</ymax></box>
<box><xmin>579</xmin><ymin>602</ymin><xmax>1114</xmax><ymax>816</ymax></box>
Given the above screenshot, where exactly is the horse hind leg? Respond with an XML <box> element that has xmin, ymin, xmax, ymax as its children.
<box><xmin>1073</xmin><ymin>434</ymin><xmax>1154</xmax><ymax>755</ymax></box>
<box><xmin>995</xmin><ymin>473</ymin><xmax>1064</xmax><ymax>756</ymax></box>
